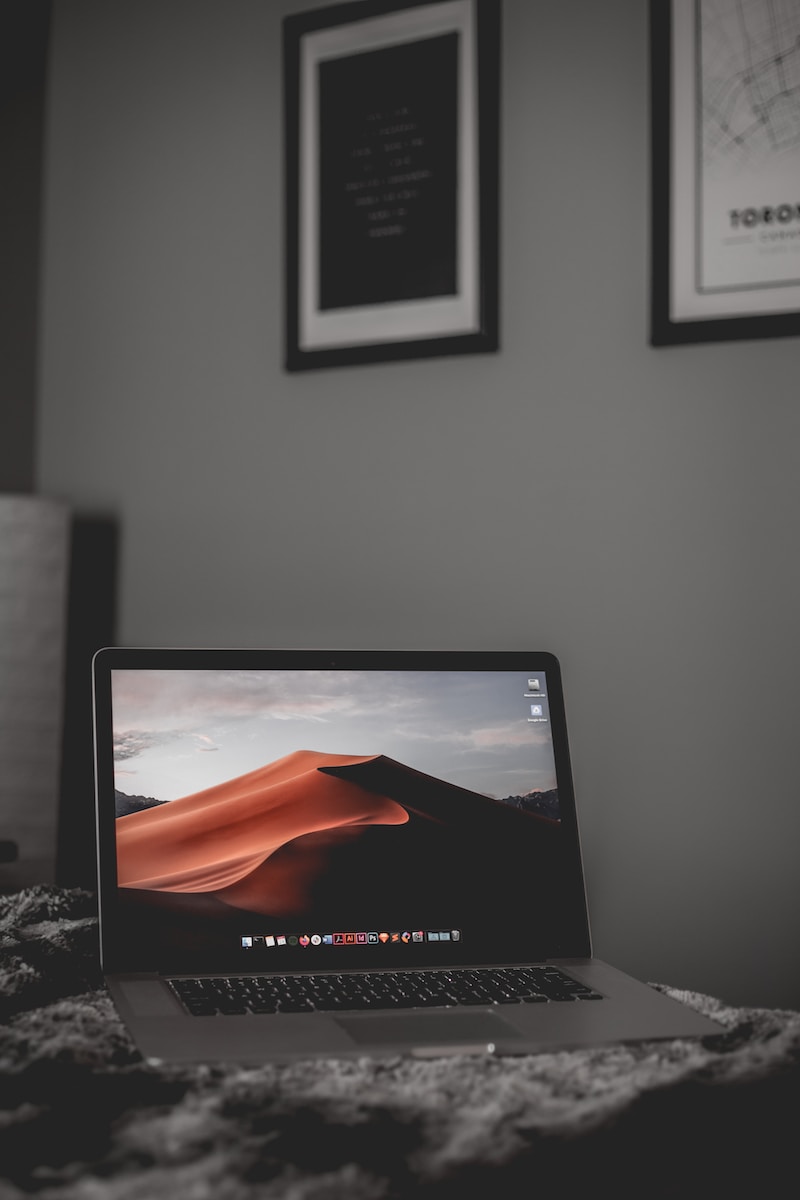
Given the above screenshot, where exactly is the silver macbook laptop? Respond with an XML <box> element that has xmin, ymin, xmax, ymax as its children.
<box><xmin>92</xmin><ymin>647</ymin><xmax>720</xmax><ymax>1063</ymax></box>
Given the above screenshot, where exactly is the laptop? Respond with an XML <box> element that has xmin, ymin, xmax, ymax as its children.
<box><xmin>92</xmin><ymin>647</ymin><xmax>720</xmax><ymax>1063</ymax></box>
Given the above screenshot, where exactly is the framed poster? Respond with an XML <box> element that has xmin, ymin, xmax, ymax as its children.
<box><xmin>283</xmin><ymin>0</ymin><xmax>500</xmax><ymax>370</ymax></box>
<box><xmin>650</xmin><ymin>0</ymin><xmax>800</xmax><ymax>345</ymax></box>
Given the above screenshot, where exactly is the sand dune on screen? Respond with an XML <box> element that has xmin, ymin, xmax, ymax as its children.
<box><xmin>115</xmin><ymin>750</ymin><xmax>409</xmax><ymax>896</ymax></box>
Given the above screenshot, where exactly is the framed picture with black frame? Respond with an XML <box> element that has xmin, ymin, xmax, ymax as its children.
<box><xmin>650</xmin><ymin>0</ymin><xmax>800</xmax><ymax>346</ymax></box>
<box><xmin>283</xmin><ymin>0</ymin><xmax>500</xmax><ymax>371</ymax></box>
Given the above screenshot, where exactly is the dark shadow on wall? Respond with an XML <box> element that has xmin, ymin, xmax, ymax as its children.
<box><xmin>56</xmin><ymin>515</ymin><xmax>119</xmax><ymax>889</ymax></box>
<box><xmin>0</xmin><ymin>0</ymin><xmax>52</xmax><ymax>493</ymax></box>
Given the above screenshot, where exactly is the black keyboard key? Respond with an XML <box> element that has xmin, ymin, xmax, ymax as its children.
<box><xmin>277</xmin><ymin>997</ymin><xmax>315</xmax><ymax>1013</ymax></box>
<box><xmin>183</xmin><ymin>1001</ymin><xmax>218</xmax><ymax>1016</ymax></box>
<box><xmin>248</xmin><ymin>999</ymin><xmax>279</xmax><ymax>1013</ymax></box>
<box><xmin>311</xmin><ymin>995</ymin><xmax>351</xmax><ymax>1011</ymax></box>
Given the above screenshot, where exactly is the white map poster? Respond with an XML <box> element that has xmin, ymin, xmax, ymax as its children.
<box><xmin>670</xmin><ymin>0</ymin><xmax>800</xmax><ymax>321</ymax></box>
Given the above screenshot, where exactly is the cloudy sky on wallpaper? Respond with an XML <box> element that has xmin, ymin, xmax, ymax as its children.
<box><xmin>111</xmin><ymin>669</ymin><xmax>556</xmax><ymax>804</ymax></box>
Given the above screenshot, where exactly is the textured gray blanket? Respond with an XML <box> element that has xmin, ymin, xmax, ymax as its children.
<box><xmin>1</xmin><ymin>886</ymin><xmax>798</xmax><ymax>1198</ymax></box>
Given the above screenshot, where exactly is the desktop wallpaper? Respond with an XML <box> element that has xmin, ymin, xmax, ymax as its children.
<box><xmin>111</xmin><ymin>670</ymin><xmax>568</xmax><ymax>959</ymax></box>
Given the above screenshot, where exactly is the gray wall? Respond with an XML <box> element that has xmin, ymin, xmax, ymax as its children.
<box><xmin>37</xmin><ymin>0</ymin><xmax>800</xmax><ymax>1009</ymax></box>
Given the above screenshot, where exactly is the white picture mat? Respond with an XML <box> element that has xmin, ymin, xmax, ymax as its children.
<box><xmin>298</xmin><ymin>0</ymin><xmax>479</xmax><ymax>350</ymax></box>
<box><xmin>670</xmin><ymin>0</ymin><xmax>800</xmax><ymax>323</ymax></box>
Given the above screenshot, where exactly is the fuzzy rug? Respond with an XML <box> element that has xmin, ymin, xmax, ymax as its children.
<box><xmin>1</xmin><ymin>886</ymin><xmax>799</xmax><ymax>1199</ymax></box>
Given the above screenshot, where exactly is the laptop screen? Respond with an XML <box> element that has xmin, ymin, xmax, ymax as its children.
<box><xmin>94</xmin><ymin>650</ymin><xmax>590</xmax><ymax>972</ymax></box>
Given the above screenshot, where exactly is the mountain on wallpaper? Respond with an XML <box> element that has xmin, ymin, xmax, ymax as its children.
<box><xmin>500</xmin><ymin>788</ymin><xmax>560</xmax><ymax>822</ymax></box>
<box><xmin>114</xmin><ymin>790</ymin><xmax>168</xmax><ymax>818</ymax></box>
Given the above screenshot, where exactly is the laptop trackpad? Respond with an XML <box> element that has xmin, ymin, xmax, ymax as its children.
<box><xmin>334</xmin><ymin>1010</ymin><xmax>520</xmax><ymax>1049</ymax></box>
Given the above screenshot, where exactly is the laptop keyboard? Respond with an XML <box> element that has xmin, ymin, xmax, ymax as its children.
<box><xmin>169</xmin><ymin>966</ymin><xmax>603</xmax><ymax>1016</ymax></box>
